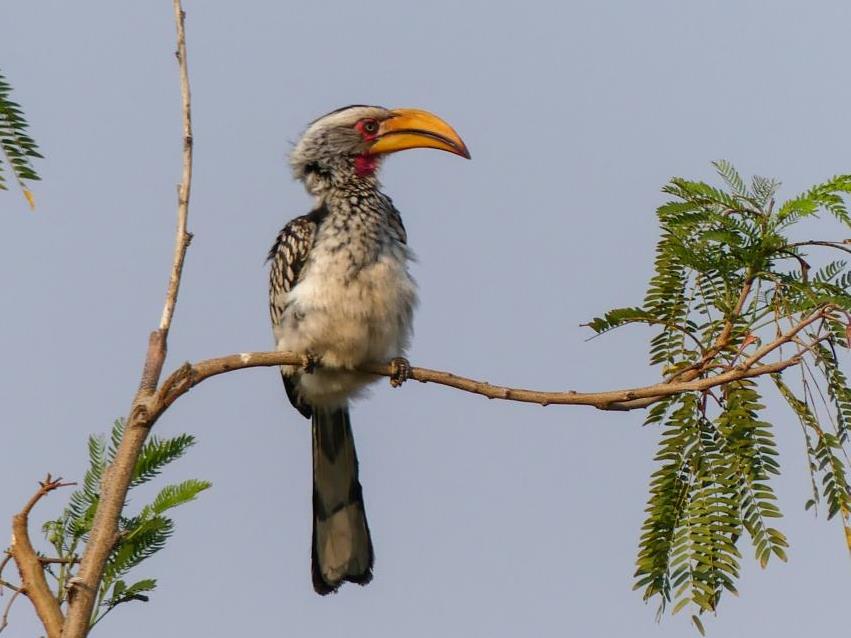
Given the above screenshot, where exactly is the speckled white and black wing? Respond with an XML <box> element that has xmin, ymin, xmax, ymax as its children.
<box><xmin>381</xmin><ymin>194</ymin><xmax>408</xmax><ymax>245</ymax></box>
<box><xmin>268</xmin><ymin>206</ymin><xmax>327</xmax><ymax>418</ymax></box>
<box><xmin>268</xmin><ymin>214</ymin><xmax>318</xmax><ymax>324</ymax></box>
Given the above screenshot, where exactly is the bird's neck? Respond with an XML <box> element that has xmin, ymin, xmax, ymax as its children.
<box><xmin>300</xmin><ymin>156</ymin><xmax>381</xmax><ymax>200</ymax></box>
<box><xmin>316</xmin><ymin>185</ymin><xmax>392</xmax><ymax>272</ymax></box>
<box><xmin>323</xmin><ymin>183</ymin><xmax>385</xmax><ymax>221</ymax></box>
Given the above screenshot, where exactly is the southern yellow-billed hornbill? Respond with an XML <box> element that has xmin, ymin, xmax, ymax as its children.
<box><xmin>268</xmin><ymin>106</ymin><xmax>469</xmax><ymax>594</ymax></box>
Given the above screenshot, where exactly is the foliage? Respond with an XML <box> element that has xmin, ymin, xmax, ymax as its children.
<box><xmin>588</xmin><ymin>162</ymin><xmax>851</xmax><ymax>631</ymax></box>
<box><xmin>0</xmin><ymin>68</ymin><xmax>42</xmax><ymax>207</ymax></box>
<box><xmin>41</xmin><ymin>419</ymin><xmax>210</xmax><ymax>628</ymax></box>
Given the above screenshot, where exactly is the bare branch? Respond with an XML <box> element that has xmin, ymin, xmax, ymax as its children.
<box><xmin>8</xmin><ymin>475</ymin><xmax>72</xmax><ymax>638</ymax></box>
<box><xmin>0</xmin><ymin>552</ymin><xmax>21</xmax><ymax>594</ymax></box>
<box><xmin>0</xmin><ymin>588</ymin><xmax>23</xmax><ymax>634</ymax></box>
<box><xmin>148</xmin><ymin>305</ymin><xmax>830</xmax><ymax>416</ymax></box>
<box><xmin>159</xmin><ymin>0</ymin><xmax>193</xmax><ymax>336</ymax></box>
<box><xmin>0</xmin><ymin>554</ymin><xmax>10</xmax><ymax>586</ymax></box>
<box><xmin>151</xmin><ymin>347</ymin><xmax>800</xmax><ymax>412</ymax></box>
<box><xmin>61</xmin><ymin>4</ymin><xmax>195</xmax><ymax>637</ymax></box>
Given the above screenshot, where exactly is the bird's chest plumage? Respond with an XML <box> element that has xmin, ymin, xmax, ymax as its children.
<box><xmin>278</xmin><ymin>200</ymin><xmax>417</xmax><ymax>372</ymax></box>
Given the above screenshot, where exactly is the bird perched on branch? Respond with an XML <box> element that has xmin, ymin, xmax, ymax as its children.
<box><xmin>268</xmin><ymin>105</ymin><xmax>469</xmax><ymax>594</ymax></box>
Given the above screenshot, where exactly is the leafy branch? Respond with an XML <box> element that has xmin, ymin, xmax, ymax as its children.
<box><xmin>586</xmin><ymin>161</ymin><xmax>851</xmax><ymax>631</ymax></box>
<box><xmin>0</xmin><ymin>68</ymin><xmax>42</xmax><ymax>208</ymax></box>
<box><xmin>38</xmin><ymin>420</ymin><xmax>209</xmax><ymax>628</ymax></box>
<box><xmin>2</xmin><ymin>424</ymin><xmax>208</xmax><ymax>636</ymax></box>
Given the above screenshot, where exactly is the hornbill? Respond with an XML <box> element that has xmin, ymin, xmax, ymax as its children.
<box><xmin>268</xmin><ymin>105</ymin><xmax>469</xmax><ymax>594</ymax></box>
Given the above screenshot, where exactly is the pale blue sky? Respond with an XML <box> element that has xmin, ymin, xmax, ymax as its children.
<box><xmin>2</xmin><ymin>1</ymin><xmax>849</xmax><ymax>636</ymax></box>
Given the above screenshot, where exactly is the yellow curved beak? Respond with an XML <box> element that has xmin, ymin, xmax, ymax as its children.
<box><xmin>369</xmin><ymin>108</ymin><xmax>471</xmax><ymax>159</ymax></box>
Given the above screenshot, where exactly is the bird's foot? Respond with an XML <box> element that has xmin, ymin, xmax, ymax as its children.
<box><xmin>301</xmin><ymin>352</ymin><xmax>319</xmax><ymax>374</ymax></box>
<box><xmin>389</xmin><ymin>357</ymin><xmax>411</xmax><ymax>388</ymax></box>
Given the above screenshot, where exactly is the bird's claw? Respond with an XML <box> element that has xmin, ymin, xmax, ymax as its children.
<box><xmin>301</xmin><ymin>353</ymin><xmax>318</xmax><ymax>374</ymax></box>
<box><xmin>389</xmin><ymin>357</ymin><xmax>411</xmax><ymax>388</ymax></box>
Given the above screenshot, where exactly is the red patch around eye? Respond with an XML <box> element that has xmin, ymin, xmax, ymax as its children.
<box><xmin>355</xmin><ymin>120</ymin><xmax>379</xmax><ymax>140</ymax></box>
<box><xmin>355</xmin><ymin>153</ymin><xmax>378</xmax><ymax>176</ymax></box>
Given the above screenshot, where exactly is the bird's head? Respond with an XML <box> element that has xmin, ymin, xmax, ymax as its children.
<box><xmin>290</xmin><ymin>105</ymin><xmax>469</xmax><ymax>194</ymax></box>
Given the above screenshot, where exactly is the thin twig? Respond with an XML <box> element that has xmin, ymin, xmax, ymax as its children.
<box><xmin>777</xmin><ymin>250</ymin><xmax>811</xmax><ymax>282</ymax></box>
<box><xmin>38</xmin><ymin>557</ymin><xmax>79</xmax><ymax>566</ymax></box>
<box><xmin>714</xmin><ymin>275</ymin><xmax>754</xmax><ymax>348</ymax></box>
<box><xmin>740</xmin><ymin>306</ymin><xmax>831</xmax><ymax>369</ymax></box>
<box><xmin>788</xmin><ymin>240</ymin><xmax>851</xmax><ymax>257</ymax></box>
<box><xmin>0</xmin><ymin>588</ymin><xmax>22</xmax><ymax>634</ymax></box>
<box><xmin>0</xmin><ymin>580</ymin><xmax>21</xmax><ymax>594</ymax></box>
<box><xmin>159</xmin><ymin>0</ymin><xmax>193</xmax><ymax>335</ymax></box>
<box><xmin>0</xmin><ymin>555</ymin><xmax>10</xmax><ymax>588</ymax></box>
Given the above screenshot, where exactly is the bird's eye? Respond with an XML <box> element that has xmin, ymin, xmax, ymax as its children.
<box><xmin>361</xmin><ymin>119</ymin><xmax>380</xmax><ymax>135</ymax></box>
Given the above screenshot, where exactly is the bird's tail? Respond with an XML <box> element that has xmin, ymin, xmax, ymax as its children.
<box><xmin>311</xmin><ymin>406</ymin><xmax>374</xmax><ymax>594</ymax></box>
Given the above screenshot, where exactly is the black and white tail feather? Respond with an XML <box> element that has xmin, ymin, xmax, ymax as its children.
<box><xmin>311</xmin><ymin>407</ymin><xmax>374</xmax><ymax>594</ymax></box>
